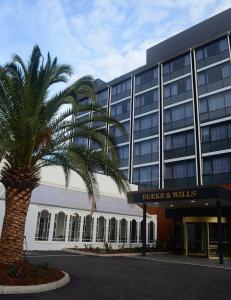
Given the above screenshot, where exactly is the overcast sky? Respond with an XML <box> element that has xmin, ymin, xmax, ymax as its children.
<box><xmin>0</xmin><ymin>0</ymin><xmax>230</xmax><ymax>83</ymax></box>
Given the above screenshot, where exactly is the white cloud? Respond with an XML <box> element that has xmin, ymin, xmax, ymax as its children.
<box><xmin>0</xmin><ymin>0</ymin><xmax>229</xmax><ymax>83</ymax></box>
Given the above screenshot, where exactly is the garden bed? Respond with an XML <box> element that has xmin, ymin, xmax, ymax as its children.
<box><xmin>69</xmin><ymin>247</ymin><xmax>156</xmax><ymax>254</ymax></box>
<box><xmin>0</xmin><ymin>260</ymin><xmax>64</xmax><ymax>286</ymax></box>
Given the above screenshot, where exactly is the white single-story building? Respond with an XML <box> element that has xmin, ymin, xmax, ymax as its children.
<box><xmin>0</xmin><ymin>167</ymin><xmax>157</xmax><ymax>251</ymax></box>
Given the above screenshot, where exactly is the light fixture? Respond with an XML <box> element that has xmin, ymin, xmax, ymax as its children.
<box><xmin>154</xmin><ymin>202</ymin><xmax>159</xmax><ymax>205</ymax></box>
<box><xmin>204</xmin><ymin>203</ymin><xmax>209</xmax><ymax>206</ymax></box>
<box><xmin>190</xmin><ymin>200</ymin><xmax>195</xmax><ymax>203</ymax></box>
<box><xmin>170</xmin><ymin>204</ymin><xmax>174</xmax><ymax>207</ymax></box>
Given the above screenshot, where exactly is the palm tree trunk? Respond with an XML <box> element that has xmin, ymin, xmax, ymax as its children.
<box><xmin>0</xmin><ymin>186</ymin><xmax>32</xmax><ymax>265</ymax></box>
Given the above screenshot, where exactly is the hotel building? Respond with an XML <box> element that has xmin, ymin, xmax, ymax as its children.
<box><xmin>76</xmin><ymin>9</ymin><xmax>231</xmax><ymax>260</ymax></box>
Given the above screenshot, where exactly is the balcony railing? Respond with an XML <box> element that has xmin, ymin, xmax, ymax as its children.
<box><xmin>203</xmin><ymin>173</ymin><xmax>231</xmax><ymax>185</ymax></box>
<box><xmin>135</xmin><ymin>102</ymin><xmax>158</xmax><ymax>116</ymax></box>
<box><xmin>198</xmin><ymin>77</ymin><xmax>231</xmax><ymax>96</ymax></box>
<box><xmin>111</xmin><ymin>90</ymin><xmax>131</xmax><ymax>102</ymax></box>
<box><xmin>164</xmin><ymin>176</ymin><xmax>196</xmax><ymax>188</ymax></box>
<box><xmin>164</xmin><ymin>90</ymin><xmax>192</xmax><ymax>107</ymax></box>
<box><xmin>196</xmin><ymin>50</ymin><xmax>230</xmax><ymax>69</ymax></box>
<box><xmin>134</xmin><ymin>126</ymin><xmax>159</xmax><ymax>140</ymax></box>
<box><xmin>163</xmin><ymin>65</ymin><xmax>191</xmax><ymax>82</ymax></box>
<box><xmin>200</xmin><ymin>106</ymin><xmax>231</xmax><ymax>123</ymax></box>
<box><xmin>202</xmin><ymin>138</ymin><xmax>231</xmax><ymax>153</ymax></box>
<box><xmin>133</xmin><ymin>153</ymin><xmax>159</xmax><ymax>165</ymax></box>
<box><xmin>164</xmin><ymin>145</ymin><xmax>195</xmax><ymax>159</ymax></box>
<box><xmin>135</xmin><ymin>79</ymin><xmax>158</xmax><ymax>93</ymax></box>
<box><xmin>164</xmin><ymin>117</ymin><xmax>194</xmax><ymax>132</ymax></box>
<box><xmin>137</xmin><ymin>181</ymin><xmax>159</xmax><ymax>191</ymax></box>
<box><xmin>111</xmin><ymin>111</ymin><xmax>130</xmax><ymax>121</ymax></box>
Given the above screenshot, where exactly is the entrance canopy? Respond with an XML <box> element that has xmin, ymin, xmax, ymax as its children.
<box><xmin>127</xmin><ymin>184</ymin><xmax>231</xmax><ymax>209</ymax></box>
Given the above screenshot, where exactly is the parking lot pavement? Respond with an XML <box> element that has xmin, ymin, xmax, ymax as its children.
<box><xmin>1</xmin><ymin>251</ymin><xmax>231</xmax><ymax>300</ymax></box>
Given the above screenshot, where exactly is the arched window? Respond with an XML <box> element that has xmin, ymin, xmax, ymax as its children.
<box><xmin>82</xmin><ymin>215</ymin><xmax>93</xmax><ymax>242</ymax></box>
<box><xmin>119</xmin><ymin>219</ymin><xmax>127</xmax><ymax>243</ymax></box>
<box><xmin>35</xmin><ymin>210</ymin><xmax>51</xmax><ymax>241</ymax></box>
<box><xmin>130</xmin><ymin>220</ymin><xmax>137</xmax><ymax>243</ymax></box>
<box><xmin>148</xmin><ymin>221</ymin><xmax>155</xmax><ymax>243</ymax></box>
<box><xmin>53</xmin><ymin>212</ymin><xmax>67</xmax><ymax>241</ymax></box>
<box><xmin>96</xmin><ymin>217</ymin><xmax>106</xmax><ymax>242</ymax></box>
<box><xmin>108</xmin><ymin>218</ymin><xmax>117</xmax><ymax>243</ymax></box>
<box><xmin>68</xmin><ymin>214</ymin><xmax>81</xmax><ymax>242</ymax></box>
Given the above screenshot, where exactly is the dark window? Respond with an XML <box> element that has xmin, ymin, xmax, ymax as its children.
<box><xmin>133</xmin><ymin>139</ymin><xmax>159</xmax><ymax>164</ymax></box>
<box><xmin>97</xmin><ymin>90</ymin><xmax>108</xmax><ymax>106</ymax></box>
<box><xmin>135</xmin><ymin>89</ymin><xmax>158</xmax><ymax>114</ymax></box>
<box><xmin>203</xmin><ymin>156</ymin><xmax>231</xmax><ymax>175</ymax></box>
<box><xmin>111</xmin><ymin>99</ymin><xmax>130</xmax><ymax>120</ymax></box>
<box><xmin>164</xmin><ymin>103</ymin><xmax>193</xmax><ymax>124</ymax></box>
<box><xmin>165</xmin><ymin>160</ymin><xmax>196</xmax><ymax>179</ymax></box>
<box><xmin>196</xmin><ymin>37</ymin><xmax>229</xmax><ymax>61</ymax></box>
<box><xmin>197</xmin><ymin>62</ymin><xmax>231</xmax><ymax>87</ymax></box>
<box><xmin>163</xmin><ymin>54</ymin><xmax>190</xmax><ymax>75</ymax></box>
<box><xmin>133</xmin><ymin>165</ymin><xmax>159</xmax><ymax>185</ymax></box>
<box><xmin>134</xmin><ymin>113</ymin><xmax>158</xmax><ymax>138</ymax></box>
<box><xmin>136</xmin><ymin>68</ymin><xmax>158</xmax><ymax>86</ymax></box>
<box><xmin>165</xmin><ymin>131</ymin><xmax>194</xmax><ymax>150</ymax></box>
<box><xmin>117</xmin><ymin>145</ymin><xmax>129</xmax><ymax>167</ymax></box>
<box><xmin>164</xmin><ymin>77</ymin><xmax>192</xmax><ymax>98</ymax></box>
<box><xmin>112</xmin><ymin>79</ymin><xmax>131</xmax><ymax>97</ymax></box>
<box><xmin>199</xmin><ymin>90</ymin><xmax>231</xmax><ymax>113</ymax></box>
<box><xmin>201</xmin><ymin>123</ymin><xmax>231</xmax><ymax>142</ymax></box>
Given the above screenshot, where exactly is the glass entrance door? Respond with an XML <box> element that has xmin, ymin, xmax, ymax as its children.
<box><xmin>187</xmin><ymin>223</ymin><xmax>207</xmax><ymax>256</ymax></box>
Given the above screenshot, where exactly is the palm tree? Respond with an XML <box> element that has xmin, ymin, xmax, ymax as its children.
<box><xmin>0</xmin><ymin>45</ymin><xmax>128</xmax><ymax>265</ymax></box>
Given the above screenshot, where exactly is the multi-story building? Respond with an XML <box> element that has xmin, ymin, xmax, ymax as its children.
<box><xmin>76</xmin><ymin>9</ymin><xmax>231</xmax><ymax>259</ymax></box>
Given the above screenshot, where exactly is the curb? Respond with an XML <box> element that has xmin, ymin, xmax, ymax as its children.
<box><xmin>0</xmin><ymin>271</ymin><xmax>70</xmax><ymax>294</ymax></box>
<box><xmin>63</xmin><ymin>249</ymin><xmax>154</xmax><ymax>257</ymax></box>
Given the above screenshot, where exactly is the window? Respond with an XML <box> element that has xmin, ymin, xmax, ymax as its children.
<box><xmin>130</xmin><ymin>220</ymin><xmax>137</xmax><ymax>243</ymax></box>
<box><xmin>53</xmin><ymin>212</ymin><xmax>67</xmax><ymax>241</ymax></box>
<box><xmin>135</xmin><ymin>114</ymin><xmax>158</xmax><ymax>133</ymax></box>
<box><xmin>196</xmin><ymin>37</ymin><xmax>229</xmax><ymax>61</ymax></box>
<box><xmin>164</xmin><ymin>103</ymin><xmax>193</xmax><ymax>124</ymax></box>
<box><xmin>112</xmin><ymin>79</ymin><xmax>131</xmax><ymax>97</ymax></box>
<box><xmin>136</xmin><ymin>68</ymin><xmax>158</xmax><ymax>86</ymax></box>
<box><xmin>197</xmin><ymin>62</ymin><xmax>231</xmax><ymax>87</ymax></box>
<box><xmin>119</xmin><ymin>219</ymin><xmax>127</xmax><ymax>243</ymax></box>
<box><xmin>148</xmin><ymin>221</ymin><xmax>155</xmax><ymax>243</ymax></box>
<box><xmin>163</xmin><ymin>54</ymin><xmax>190</xmax><ymax>75</ymax></box>
<box><xmin>134</xmin><ymin>139</ymin><xmax>158</xmax><ymax>157</ymax></box>
<box><xmin>165</xmin><ymin>161</ymin><xmax>196</xmax><ymax>179</ymax></box>
<box><xmin>204</xmin><ymin>156</ymin><xmax>231</xmax><ymax>175</ymax></box>
<box><xmin>164</xmin><ymin>77</ymin><xmax>191</xmax><ymax>98</ymax></box>
<box><xmin>35</xmin><ymin>210</ymin><xmax>51</xmax><ymax>241</ymax></box>
<box><xmin>133</xmin><ymin>165</ymin><xmax>159</xmax><ymax>184</ymax></box>
<box><xmin>108</xmin><ymin>218</ymin><xmax>117</xmax><ymax>242</ymax></box>
<box><xmin>201</xmin><ymin>123</ymin><xmax>231</xmax><ymax>142</ymax></box>
<box><xmin>135</xmin><ymin>89</ymin><xmax>158</xmax><ymax>108</ymax></box>
<box><xmin>82</xmin><ymin>215</ymin><xmax>93</xmax><ymax>242</ymax></box>
<box><xmin>68</xmin><ymin>214</ymin><xmax>81</xmax><ymax>242</ymax></box>
<box><xmin>96</xmin><ymin>217</ymin><xmax>106</xmax><ymax>242</ymax></box>
<box><xmin>117</xmin><ymin>145</ymin><xmax>129</xmax><ymax>159</ymax></box>
<box><xmin>97</xmin><ymin>90</ymin><xmax>108</xmax><ymax>106</ymax></box>
<box><xmin>111</xmin><ymin>100</ymin><xmax>130</xmax><ymax>118</ymax></box>
<box><xmin>110</xmin><ymin>121</ymin><xmax>130</xmax><ymax>143</ymax></box>
<box><xmin>199</xmin><ymin>90</ymin><xmax>231</xmax><ymax>113</ymax></box>
<box><xmin>165</xmin><ymin>131</ymin><xmax>194</xmax><ymax>150</ymax></box>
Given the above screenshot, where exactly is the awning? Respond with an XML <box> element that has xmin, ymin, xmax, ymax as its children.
<box><xmin>127</xmin><ymin>184</ymin><xmax>231</xmax><ymax>209</ymax></box>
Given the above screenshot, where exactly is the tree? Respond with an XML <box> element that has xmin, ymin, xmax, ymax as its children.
<box><xmin>0</xmin><ymin>45</ymin><xmax>128</xmax><ymax>264</ymax></box>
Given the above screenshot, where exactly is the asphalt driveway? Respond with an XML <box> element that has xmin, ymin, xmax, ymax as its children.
<box><xmin>1</xmin><ymin>251</ymin><xmax>231</xmax><ymax>300</ymax></box>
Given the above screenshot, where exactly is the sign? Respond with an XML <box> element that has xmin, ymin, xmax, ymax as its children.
<box><xmin>127</xmin><ymin>186</ymin><xmax>229</xmax><ymax>204</ymax></box>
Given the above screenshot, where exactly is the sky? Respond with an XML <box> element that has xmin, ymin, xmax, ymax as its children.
<box><xmin>0</xmin><ymin>0</ymin><xmax>230</xmax><ymax>84</ymax></box>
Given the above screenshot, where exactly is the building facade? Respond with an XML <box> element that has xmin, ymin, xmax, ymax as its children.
<box><xmin>0</xmin><ymin>168</ymin><xmax>157</xmax><ymax>251</ymax></box>
<box><xmin>75</xmin><ymin>9</ymin><xmax>231</xmax><ymax>258</ymax></box>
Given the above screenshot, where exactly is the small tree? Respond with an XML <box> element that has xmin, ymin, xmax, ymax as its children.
<box><xmin>0</xmin><ymin>45</ymin><xmax>128</xmax><ymax>264</ymax></box>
